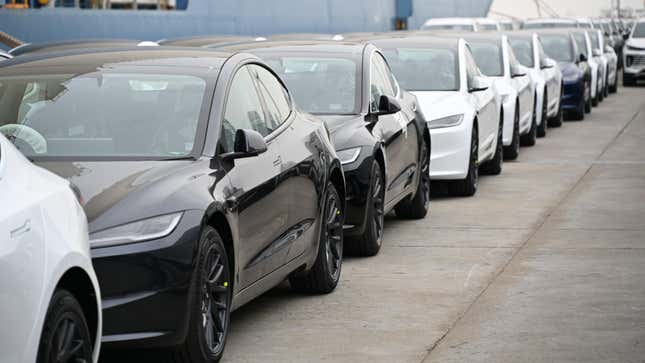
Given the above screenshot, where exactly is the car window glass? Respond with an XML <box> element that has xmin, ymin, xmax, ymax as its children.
<box><xmin>222</xmin><ymin>66</ymin><xmax>267</xmax><ymax>153</ymax></box>
<box><xmin>509</xmin><ymin>38</ymin><xmax>535</xmax><ymax>67</ymax></box>
<box><xmin>541</xmin><ymin>35</ymin><xmax>574</xmax><ymax>62</ymax></box>
<box><xmin>381</xmin><ymin>47</ymin><xmax>459</xmax><ymax>91</ymax></box>
<box><xmin>469</xmin><ymin>42</ymin><xmax>503</xmax><ymax>76</ymax></box>
<box><xmin>370</xmin><ymin>54</ymin><xmax>395</xmax><ymax>113</ymax></box>
<box><xmin>633</xmin><ymin>22</ymin><xmax>645</xmax><ymax>38</ymax></box>
<box><xmin>573</xmin><ymin>33</ymin><xmax>588</xmax><ymax>58</ymax></box>
<box><xmin>250</xmin><ymin>65</ymin><xmax>291</xmax><ymax>132</ymax></box>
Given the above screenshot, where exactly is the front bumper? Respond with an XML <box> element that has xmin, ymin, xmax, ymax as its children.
<box><xmin>428</xmin><ymin>121</ymin><xmax>470</xmax><ymax>181</ymax></box>
<box><xmin>624</xmin><ymin>50</ymin><xmax>645</xmax><ymax>80</ymax></box>
<box><xmin>561</xmin><ymin>79</ymin><xmax>585</xmax><ymax>111</ymax></box>
<box><xmin>91</xmin><ymin>210</ymin><xmax>203</xmax><ymax>349</ymax></box>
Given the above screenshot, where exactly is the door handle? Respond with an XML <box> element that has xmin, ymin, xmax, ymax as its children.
<box><xmin>10</xmin><ymin>219</ymin><xmax>31</xmax><ymax>238</ymax></box>
<box><xmin>272</xmin><ymin>156</ymin><xmax>282</xmax><ymax>167</ymax></box>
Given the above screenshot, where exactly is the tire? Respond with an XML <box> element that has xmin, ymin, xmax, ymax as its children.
<box><xmin>395</xmin><ymin>140</ymin><xmax>430</xmax><ymax>219</ymax></box>
<box><xmin>345</xmin><ymin>162</ymin><xmax>384</xmax><ymax>256</ymax></box>
<box><xmin>290</xmin><ymin>182</ymin><xmax>343</xmax><ymax>292</ymax></box>
<box><xmin>480</xmin><ymin>120</ymin><xmax>503</xmax><ymax>175</ymax></box>
<box><xmin>598</xmin><ymin>78</ymin><xmax>605</xmax><ymax>102</ymax></box>
<box><xmin>623</xmin><ymin>72</ymin><xmax>635</xmax><ymax>87</ymax></box>
<box><xmin>584</xmin><ymin>80</ymin><xmax>592</xmax><ymax>114</ymax></box>
<box><xmin>548</xmin><ymin>98</ymin><xmax>563</xmax><ymax>128</ymax></box>
<box><xmin>609</xmin><ymin>72</ymin><xmax>618</xmax><ymax>93</ymax></box>
<box><xmin>537</xmin><ymin>93</ymin><xmax>547</xmax><ymax>138</ymax></box>
<box><xmin>37</xmin><ymin>289</ymin><xmax>93</xmax><ymax>363</ymax></box>
<box><xmin>520</xmin><ymin>95</ymin><xmax>537</xmax><ymax>147</ymax></box>
<box><xmin>448</xmin><ymin>126</ymin><xmax>478</xmax><ymax>197</ymax></box>
<box><xmin>592</xmin><ymin>78</ymin><xmax>599</xmax><ymax>107</ymax></box>
<box><xmin>571</xmin><ymin>93</ymin><xmax>585</xmax><ymax>121</ymax></box>
<box><xmin>172</xmin><ymin>226</ymin><xmax>232</xmax><ymax>363</ymax></box>
<box><xmin>604</xmin><ymin>74</ymin><xmax>610</xmax><ymax>98</ymax></box>
<box><xmin>503</xmin><ymin>107</ymin><xmax>520</xmax><ymax>160</ymax></box>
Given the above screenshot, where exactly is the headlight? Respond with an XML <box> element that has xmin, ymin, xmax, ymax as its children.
<box><xmin>428</xmin><ymin>114</ymin><xmax>464</xmax><ymax>129</ymax></box>
<box><xmin>89</xmin><ymin>212</ymin><xmax>183</xmax><ymax>248</ymax></box>
<box><xmin>336</xmin><ymin>147</ymin><xmax>361</xmax><ymax>165</ymax></box>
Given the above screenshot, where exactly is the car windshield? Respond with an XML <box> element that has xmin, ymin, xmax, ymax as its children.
<box><xmin>381</xmin><ymin>47</ymin><xmax>459</xmax><ymax>91</ymax></box>
<box><xmin>469</xmin><ymin>42</ymin><xmax>503</xmax><ymax>76</ymax></box>
<box><xmin>633</xmin><ymin>23</ymin><xmax>645</xmax><ymax>38</ymax></box>
<box><xmin>421</xmin><ymin>24</ymin><xmax>475</xmax><ymax>31</ymax></box>
<box><xmin>263</xmin><ymin>56</ymin><xmax>359</xmax><ymax>114</ymax></box>
<box><xmin>573</xmin><ymin>33</ymin><xmax>588</xmax><ymax>57</ymax></box>
<box><xmin>478</xmin><ymin>24</ymin><xmax>498</xmax><ymax>30</ymax></box>
<box><xmin>509</xmin><ymin>38</ymin><xmax>534</xmax><ymax>67</ymax></box>
<box><xmin>0</xmin><ymin>73</ymin><xmax>207</xmax><ymax>159</ymax></box>
<box><xmin>541</xmin><ymin>35</ymin><xmax>574</xmax><ymax>62</ymax></box>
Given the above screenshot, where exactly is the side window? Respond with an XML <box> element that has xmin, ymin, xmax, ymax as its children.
<box><xmin>221</xmin><ymin>66</ymin><xmax>267</xmax><ymax>153</ymax></box>
<box><xmin>250</xmin><ymin>65</ymin><xmax>292</xmax><ymax>131</ymax></box>
<box><xmin>369</xmin><ymin>54</ymin><xmax>395</xmax><ymax>113</ymax></box>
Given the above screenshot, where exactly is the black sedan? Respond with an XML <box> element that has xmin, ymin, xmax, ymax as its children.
<box><xmin>217</xmin><ymin>40</ymin><xmax>431</xmax><ymax>257</ymax></box>
<box><xmin>0</xmin><ymin>47</ymin><xmax>346</xmax><ymax>362</ymax></box>
<box><xmin>539</xmin><ymin>29</ymin><xmax>592</xmax><ymax>120</ymax></box>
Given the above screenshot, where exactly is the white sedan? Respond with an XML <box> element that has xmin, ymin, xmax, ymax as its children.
<box><xmin>420</xmin><ymin>17</ymin><xmax>480</xmax><ymax>32</ymax></box>
<box><xmin>374</xmin><ymin>35</ymin><xmax>502</xmax><ymax>197</ymax></box>
<box><xmin>590</xmin><ymin>28</ymin><xmax>618</xmax><ymax>96</ymax></box>
<box><xmin>0</xmin><ymin>134</ymin><xmax>101</xmax><ymax>363</ymax></box>
<box><xmin>509</xmin><ymin>31</ymin><xmax>562</xmax><ymax>139</ymax></box>
<box><xmin>571</xmin><ymin>29</ymin><xmax>603</xmax><ymax>107</ymax></box>
<box><xmin>457</xmin><ymin>32</ymin><xmax>535</xmax><ymax>160</ymax></box>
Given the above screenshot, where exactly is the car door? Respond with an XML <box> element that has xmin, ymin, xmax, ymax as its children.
<box><xmin>369</xmin><ymin>52</ymin><xmax>413</xmax><ymax>203</ymax></box>
<box><xmin>0</xmin><ymin>140</ymin><xmax>46</xmax><ymax>361</ymax></box>
<box><xmin>464</xmin><ymin>48</ymin><xmax>497</xmax><ymax>160</ymax></box>
<box><xmin>249</xmin><ymin>64</ymin><xmax>322</xmax><ymax>265</ymax></box>
<box><xmin>219</xmin><ymin>65</ymin><xmax>290</xmax><ymax>289</ymax></box>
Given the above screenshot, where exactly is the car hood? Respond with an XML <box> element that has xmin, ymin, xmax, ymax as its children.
<box><xmin>317</xmin><ymin>114</ymin><xmax>373</xmax><ymax>151</ymax></box>
<box><xmin>35</xmin><ymin>159</ymin><xmax>212</xmax><ymax>232</ymax></box>
<box><xmin>411</xmin><ymin>91</ymin><xmax>466</xmax><ymax>121</ymax></box>
<box><xmin>627</xmin><ymin>38</ymin><xmax>645</xmax><ymax>48</ymax></box>
<box><xmin>559</xmin><ymin>62</ymin><xmax>582</xmax><ymax>77</ymax></box>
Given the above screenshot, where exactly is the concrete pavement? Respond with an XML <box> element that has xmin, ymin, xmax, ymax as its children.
<box><xmin>221</xmin><ymin>85</ymin><xmax>645</xmax><ymax>362</ymax></box>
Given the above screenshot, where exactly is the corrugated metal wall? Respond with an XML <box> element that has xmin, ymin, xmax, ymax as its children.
<box><xmin>0</xmin><ymin>0</ymin><xmax>492</xmax><ymax>48</ymax></box>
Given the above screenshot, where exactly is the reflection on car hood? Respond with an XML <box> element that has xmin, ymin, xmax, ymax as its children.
<box><xmin>35</xmin><ymin>159</ymin><xmax>208</xmax><ymax>231</ymax></box>
<box><xmin>410</xmin><ymin>91</ymin><xmax>463</xmax><ymax>120</ymax></box>
<box><xmin>316</xmin><ymin>114</ymin><xmax>372</xmax><ymax>151</ymax></box>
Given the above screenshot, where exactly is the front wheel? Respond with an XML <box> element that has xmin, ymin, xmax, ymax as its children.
<box><xmin>173</xmin><ymin>226</ymin><xmax>232</xmax><ymax>363</ymax></box>
<box><xmin>395</xmin><ymin>140</ymin><xmax>431</xmax><ymax>219</ymax></box>
<box><xmin>521</xmin><ymin>96</ymin><xmax>537</xmax><ymax>146</ymax></box>
<box><xmin>537</xmin><ymin>93</ymin><xmax>547</xmax><ymax>138</ymax></box>
<box><xmin>290</xmin><ymin>182</ymin><xmax>343</xmax><ymax>292</ymax></box>
<box><xmin>37</xmin><ymin>289</ymin><xmax>93</xmax><ymax>363</ymax></box>
<box><xmin>503</xmin><ymin>108</ymin><xmax>520</xmax><ymax>160</ymax></box>
<box><xmin>448</xmin><ymin>126</ymin><xmax>478</xmax><ymax>197</ymax></box>
<box><xmin>480</xmin><ymin>120</ymin><xmax>503</xmax><ymax>175</ymax></box>
<box><xmin>345</xmin><ymin>162</ymin><xmax>384</xmax><ymax>256</ymax></box>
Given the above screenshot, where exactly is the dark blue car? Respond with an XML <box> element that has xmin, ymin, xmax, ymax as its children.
<box><xmin>540</xmin><ymin>29</ymin><xmax>592</xmax><ymax>120</ymax></box>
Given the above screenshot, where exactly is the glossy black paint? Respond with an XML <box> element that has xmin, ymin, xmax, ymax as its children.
<box><xmin>0</xmin><ymin>48</ymin><xmax>345</xmax><ymax>349</ymax></box>
<box><xmin>215</xmin><ymin>41</ymin><xmax>430</xmax><ymax>236</ymax></box>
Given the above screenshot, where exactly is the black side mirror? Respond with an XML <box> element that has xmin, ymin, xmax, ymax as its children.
<box><xmin>374</xmin><ymin>95</ymin><xmax>402</xmax><ymax>116</ymax></box>
<box><xmin>579</xmin><ymin>53</ymin><xmax>587</xmax><ymax>62</ymax></box>
<box><xmin>222</xmin><ymin>129</ymin><xmax>267</xmax><ymax>160</ymax></box>
<box><xmin>511</xmin><ymin>64</ymin><xmax>526</xmax><ymax>78</ymax></box>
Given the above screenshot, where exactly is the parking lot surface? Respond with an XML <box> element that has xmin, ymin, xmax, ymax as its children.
<box><xmin>101</xmin><ymin>85</ymin><xmax>645</xmax><ymax>363</ymax></box>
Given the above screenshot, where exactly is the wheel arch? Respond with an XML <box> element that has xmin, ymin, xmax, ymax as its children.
<box><xmin>206</xmin><ymin>212</ymin><xmax>235</xmax><ymax>290</ymax></box>
<box><xmin>55</xmin><ymin>267</ymin><xmax>100</xmax><ymax>347</ymax></box>
<box><xmin>329</xmin><ymin>164</ymin><xmax>346</xmax><ymax>212</ymax></box>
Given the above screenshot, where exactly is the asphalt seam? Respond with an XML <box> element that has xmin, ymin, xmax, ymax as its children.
<box><xmin>418</xmin><ymin>99</ymin><xmax>645</xmax><ymax>363</ymax></box>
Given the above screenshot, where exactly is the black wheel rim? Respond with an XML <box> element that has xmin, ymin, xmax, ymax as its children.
<box><xmin>324</xmin><ymin>190</ymin><xmax>343</xmax><ymax>280</ymax></box>
<box><xmin>471</xmin><ymin>129</ymin><xmax>478</xmax><ymax>187</ymax></box>
<box><xmin>48</xmin><ymin>316</ymin><xmax>90</xmax><ymax>363</ymax></box>
<box><xmin>420</xmin><ymin>143</ymin><xmax>431</xmax><ymax>208</ymax></box>
<box><xmin>371</xmin><ymin>167</ymin><xmax>385</xmax><ymax>247</ymax></box>
<box><xmin>201</xmin><ymin>244</ymin><xmax>230</xmax><ymax>355</ymax></box>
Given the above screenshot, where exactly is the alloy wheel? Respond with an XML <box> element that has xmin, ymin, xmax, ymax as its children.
<box><xmin>324</xmin><ymin>190</ymin><xmax>343</xmax><ymax>280</ymax></box>
<box><xmin>471</xmin><ymin>128</ymin><xmax>479</xmax><ymax>188</ymax></box>
<box><xmin>47</xmin><ymin>316</ymin><xmax>91</xmax><ymax>363</ymax></box>
<box><xmin>200</xmin><ymin>244</ymin><xmax>231</xmax><ymax>355</ymax></box>
<box><xmin>419</xmin><ymin>143</ymin><xmax>431</xmax><ymax>208</ymax></box>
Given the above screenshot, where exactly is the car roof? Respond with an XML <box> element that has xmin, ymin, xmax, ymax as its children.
<box><xmin>158</xmin><ymin>35</ymin><xmax>266</xmax><ymax>47</ymax></box>
<box><xmin>423</xmin><ymin>17</ymin><xmax>477</xmax><ymax>25</ymax></box>
<box><xmin>214</xmin><ymin>40</ymin><xmax>367</xmax><ymax>59</ymax></box>
<box><xmin>0</xmin><ymin>47</ymin><xmax>235</xmax><ymax>76</ymax></box>
<box><xmin>438</xmin><ymin>31</ymin><xmax>503</xmax><ymax>43</ymax></box>
<box><xmin>523</xmin><ymin>18</ymin><xmax>577</xmax><ymax>24</ymax></box>
<box><xmin>266</xmin><ymin>33</ymin><xmax>344</xmax><ymax>41</ymax></box>
<box><xmin>9</xmin><ymin>39</ymin><xmax>145</xmax><ymax>56</ymax></box>
<box><xmin>506</xmin><ymin>30</ymin><xmax>537</xmax><ymax>40</ymax></box>
<box><xmin>365</xmin><ymin>34</ymin><xmax>461</xmax><ymax>51</ymax></box>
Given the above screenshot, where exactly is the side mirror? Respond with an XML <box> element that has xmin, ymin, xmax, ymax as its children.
<box><xmin>511</xmin><ymin>64</ymin><xmax>527</xmax><ymax>78</ymax></box>
<box><xmin>468</xmin><ymin>76</ymin><xmax>490</xmax><ymax>92</ymax></box>
<box><xmin>222</xmin><ymin>129</ymin><xmax>267</xmax><ymax>160</ymax></box>
<box><xmin>579</xmin><ymin>53</ymin><xmax>587</xmax><ymax>63</ymax></box>
<box><xmin>374</xmin><ymin>95</ymin><xmax>402</xmax><ymax>116</ymax></box>
<box><xmin>623</xmin><ymin>34</ymin><xmax>629</xmax><ymax>40</ymax></box>
<box><xmin>541</xmin><ymin>58</ymin><xmax>556</xmax><ymax>69</ymax></box>
<box><xmin>592</xmin><ymin>48</ymin><xmax>601</xmax><ymax>57</ymax></box>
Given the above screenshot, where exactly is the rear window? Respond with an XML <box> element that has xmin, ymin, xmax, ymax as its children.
<box><xmin>381</xmin><ymin>47</ymin><xmax>460</xmax><ymax>91</ymax></box>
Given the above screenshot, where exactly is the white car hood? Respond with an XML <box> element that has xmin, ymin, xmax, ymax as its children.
<box><xmin>411</xmin><ymin>91</ymin><xmax>468</xmax><ymax>121</ymax></box>
<box><xmin>627</xmin><ymin>38</ymin><xmax>645</xmax><ymax>48</ymax></box>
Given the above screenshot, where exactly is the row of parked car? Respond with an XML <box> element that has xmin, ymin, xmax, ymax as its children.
<box><xmin>0</xmin><ymin>16</ymin><xmax>642</xmax><ymax>363</ymax></box>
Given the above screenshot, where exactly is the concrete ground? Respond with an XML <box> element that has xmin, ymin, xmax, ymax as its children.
<box><xmin>220</xmin><ymin>85</ymin><xmax>645</xmax><ymax>363</ymax></box>
<box><xmin>101</xmin><ymin>85</ymin><xmax>645</xmax><ymax>363</ymax></box>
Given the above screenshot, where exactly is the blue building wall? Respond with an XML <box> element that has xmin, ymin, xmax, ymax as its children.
<box><xmin>0</xmin><ymin>0</ymin><xmax>492</xmax><ymax>49</ymax></box>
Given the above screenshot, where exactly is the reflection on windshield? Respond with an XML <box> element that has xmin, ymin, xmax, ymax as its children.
<box><xmin>264</xmin><ymin>57</ymin><xmax>358</xmax><ymax>114</ymax></box>
<box><xmin>469</xmin><ymin>42</ymin><xmax>503</xmax><ymax>76</ymax></box>
<box><xmin>509</xmin><ymin>39</ymin><xmax>535</xmax><ymax>67</ymax></box>
<box><xmin>0</xmin><ymin>73</ymin><xmax>206</xmax><ymax>158</ymax></box>
<box><xmin>381</xmin><ymin>47</ymin><xmax>459</xmax><ymax>91</ymax></box>
<box><xmin>541</xmin><ymin>35</ymin><xmax>574</xmax><ymax>62</ymax></box>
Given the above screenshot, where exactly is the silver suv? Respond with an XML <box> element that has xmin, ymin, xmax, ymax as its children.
<box><xmin>623</xmin><ymin>19</ymin><xmax>645</xmax><ymax>86</ymax></box>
